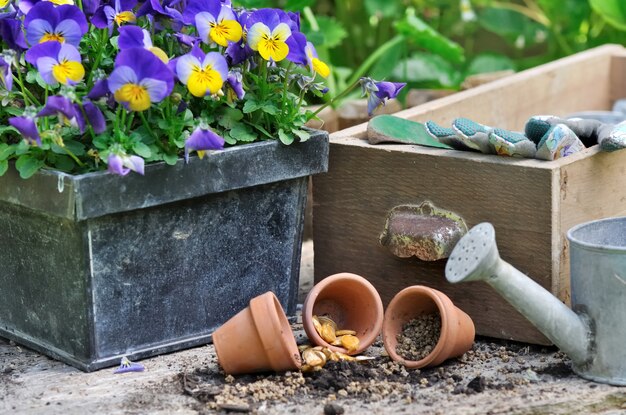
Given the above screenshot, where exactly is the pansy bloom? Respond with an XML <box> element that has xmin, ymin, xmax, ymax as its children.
<box><xmin>24</xmin><ymin>2</ymin><xmax>88</xmax><ymax>46</ymax></box>
<box><xmin>176</xmin><ymin>46</ymin><xmax>228</xmax><ymax>97</ymax></box>
<box><xmin>108</xmin><ymin>152</ymin><xmax>145</xmax><ymax>175</ymax></box>
<box><xmin>184</xmin><ymin>0</ymin><xmax>242</xmax><ymax>47</ymax></box>
<box><xmin>118</xmin><ymin>25</ymin><xmax>168</xmax><ymax>63</ymax></box>
<box><xmin>0</xmin><ymin>56</ymin><xmax>13</xmax><ymax>91</ymax></box>
<box><xmin>108</xmin><ymin>48</ymin><xmax>174</xmax><ymax>111</ymax></box>
<box><xmin>92</xmin><ymin>0</ymin><xmax>137</xmax><ymax>32</ymax></box>
<box><xmin>246</xmin><ymin>8</ymin><xmax>293</xmax><ymax>62</ymax></box>
<box><xmin>184</xmin><ymin>126</ymin><xmax>224</xmax><ymax>162</ymax></box>
<box><xmin>9</xmin><ymin>115</ymin><xmax>41</xmax><ymax>146</ymax></box>
<box><xmin>25</xmin><ymin>41</ymin><xmax>85</xmax><ymax>85</ymax></box>
<box><xmin>360</xmin><ymin>77</ymin><xmax>406</xmax><ymax>116</ymax></box>
<box><xmin>305</xmin><ymin>41</ymin><xmax>329</xmax><ymax>78</ymax></box>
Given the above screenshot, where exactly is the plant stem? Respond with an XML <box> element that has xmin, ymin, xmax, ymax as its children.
<box><xmin>345</xmin><ymin>35</ymin><xmax>405</xmax><ymax>90</ymax></box>
<box><xmin>307</xmin><ymin>78</ymin><xmax>360</xmax><ymax>121</ymax></box>
<box><xmin>280</xmin><ymin>62</ymin><xmax>293</xmax><ymax>117</ymax></box>
<box><xmin>86</xmin><ymin>30</ymin><xmax>107</xmax><ymax>87</ymax></box>
<box><xmin>62</xmin><ymin>145</ymin><xmax>85</xmax><ymax>167</ymax></box>
<box><xmin>78</xmin><ymin>103</ymin><xmax>97</xmax><ymax>142</ymax></box>
<box><xmin>15</xmin><ymin>69</ymin><xmax>39</xmax><ymax>107</ymax></box>
<box><xmin>139</xmin><ymin>111</ymin><xmax>157</xmax><ymax>139</ymax></box>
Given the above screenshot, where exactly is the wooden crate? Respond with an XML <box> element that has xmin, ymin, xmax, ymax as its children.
<box><xmin>312</xmin><ymin>45</ymin><xmax>626</xmax><ymax>344</ymax></box>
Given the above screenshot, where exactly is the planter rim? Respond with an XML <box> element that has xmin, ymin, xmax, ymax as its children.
<box><xmin>0</xmin><ymin>131</ymin><xmax>328</xmax><ymax>221</ymax></box>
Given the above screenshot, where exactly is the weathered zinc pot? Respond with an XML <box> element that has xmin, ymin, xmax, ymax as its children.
<box><xmin>0</xmin><ymin>131</ymin><xmax>328</xmax><ymax>372</ymax></box>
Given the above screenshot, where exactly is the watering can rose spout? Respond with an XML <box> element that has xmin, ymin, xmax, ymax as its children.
<box><xmin>444</xmin><ymin>223</ymin><xmax>593</xmax><ymax>373</ymax></box>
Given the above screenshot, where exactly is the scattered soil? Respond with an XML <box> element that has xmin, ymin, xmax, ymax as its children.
<box><xmin>396</xmin><ymin>314</ymin><xmax>441</xmax><ymax>361</ymax></box>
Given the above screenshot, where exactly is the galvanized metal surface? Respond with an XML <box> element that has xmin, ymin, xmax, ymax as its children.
<box><xmin>447</xmin><ymin>220</ymin><xmax>626</xmax><ymax>386</ymax></box>
<box><xmin>0</xmin><ymin>133</ymin><xmax>329</xmax><ymax>371</ymax></box>
<box><xmin>568</xmin><ymin>216</ymin><xmax>626</xmax><ymax>385</ymax></box>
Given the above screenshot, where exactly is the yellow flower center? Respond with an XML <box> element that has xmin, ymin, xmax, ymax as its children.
<box><xmin>46</xmin><ymin>0</ymin><xmax>74</xmax><ymax>5</ymax></box>
<box><xmin>51</xmin><ymin>59</ymin><xmax>85</xmax><ymax>85</ymax></box>
<box><xmin>0</xmin><ymin>0</ymin><xmax>10</xmax><ymax>8</ymax></box>
<box><xmin>41</xmin><ymin>32</ymin><xmax>65</xmax><ymax>43</ymax></box>
<box><xmin>208</xmin><ymin>19</ymin><xmax>242</xmax><ymax>47</ymax></box>
<box><xmin>114</xmin><ymin>83</ymin><xmax>151</xmax><ymax>112</ymax></box>
<box><xmin>258</xmin><ymin>34</ymin><xmax>289</xmax><ymax>62</ymax></box>
<box><xmin>187</xmin><ymin>65</ymin><xmax>223</xmax><ymax>97</ymax></box>
<box><xmin>115</xmin><ymin>11</ymin><xmax>136</xmax><ymax>26</ymax></box>
<box><xmin>149</xmin><ymin>46</ymin><xmax>169</xmax><ymax>64</ymax></box>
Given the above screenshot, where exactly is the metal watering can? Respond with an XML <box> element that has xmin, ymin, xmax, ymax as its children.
<box><xmin>445</xmin><ymin>217</ymin><xmax>626</xmax><ymax>385</ymax></box>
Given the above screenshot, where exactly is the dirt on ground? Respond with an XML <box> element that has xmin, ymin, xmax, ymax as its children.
<box><xmin>2</xmin><ymin>242</ymin><xmax>626</xmax><ymax>414</ymax></box>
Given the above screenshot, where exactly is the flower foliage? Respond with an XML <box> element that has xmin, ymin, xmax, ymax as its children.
<box><xmin>0</xmin><ymin>0</ymin><xmax>404</xmax><ymax>178</ymax></box>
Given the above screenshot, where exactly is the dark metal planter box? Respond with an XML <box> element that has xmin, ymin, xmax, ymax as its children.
<box><xmin>0</xmin><ymin>131</ymin><xmax>328</xmax><ymax>371</ymax></box>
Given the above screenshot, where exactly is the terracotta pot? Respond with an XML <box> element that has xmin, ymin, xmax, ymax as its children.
<box><xmin>302</xmin><ymin>273</ymin><xmax>384</xmax><ymax>355</ymax></box>
<box><xmin>383</xmin><ymin>286</ymin><xmax>475</xmax><ymax>369</ymax></box>
<box><xmin>213</xmin><ymin>292</ymin><xmax>301</xmax><ymax>375</ymax></box>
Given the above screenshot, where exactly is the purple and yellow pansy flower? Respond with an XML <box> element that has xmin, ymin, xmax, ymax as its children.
<box><xmin>92</xmin><ymin>0</ymin><xmax>137</xmax><ymax>32</ymax></box>
<box><xmin>107</xmin><ymin>47</ymin><xmax>174</xmax><ymax>112</ymax></box>
<box><xmin>24</xmin><ymin>2</ymin><xmax>87</xmax><ymax>46</ymax></box>
<box><xmin>25</xmin><ymin>41</ymin><xmax>85</xmax><ymax>85</ymax></box>
<box><xmin>18</xmin><ymin>0</ymin><xmax>76</xmax><ymax>15</ymax></box>
<box><xmin>184</xmin><ymin>125</ymin><xmax>224</xmax><ymax>162</ymax></box>
<box><xmin>0</xmin><ymin>18</ymin><xmax>28</xmax><ymax>51</ymax></box>
<box><xmin>305</xmin><ymin>41</ymin><xmax>329</xmax><ymax>78</ymax></box>
<box><xmin>246</xmin><ymin>8</ymin><xmax>293</xmax><ymax>62</ymax></box>
<box><xmin>184</xmin><ymin>0</ymin><xmax>242</xmax><ymax>47</ymax></box>
<box><xmin>118</xmin><ymin>25</ymin><xmax>168</xmax><ymax>63</ymax></box>
<box><xmin>176</xmin><ymin>45</ymin><xmax>228</xmax><ymax>97</ymax></box>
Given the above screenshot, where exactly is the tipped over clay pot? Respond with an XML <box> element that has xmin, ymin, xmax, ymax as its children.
<box><xmin>302</xmin><ymin>272</ymin><xmax>384</xmax><ymax>355</ymax></box>
<box><xmin>213</xmin><ymin>292</ymin><xmax>301</xmax><ymax>375</ymax></box>
<box><xmin>383</xmin><ymin>286</ymin><xmax>475</xmax><ymax>369</ymax></box>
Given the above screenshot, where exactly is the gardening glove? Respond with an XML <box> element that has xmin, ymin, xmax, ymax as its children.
<box><xmin>525</xmin><ymin>115</ymin><xmax>613</xmax><ymax>148</ymax></box>
<box><xmin>451</xmin><ymin>118</ymin><xmax>496</xmax><ymax>154</ymax></box>
<box><xmin>424</xmin><ymin>120</ymin><xmax>473</xmax><ymax>151</ymax></box>
<box><xmin>488</xmin><ymin>129</ymin><xmax>537</xmax><ymax>158</ymax></box>
<box><xmin>535</xmin><ymin>124</ymin><xmax>585</xmax><ymax>161</ymax></box>
<box><xmin>600</xmin><ymin>120</ymin><xmax>626</xmax><ymax>152</ymax></box>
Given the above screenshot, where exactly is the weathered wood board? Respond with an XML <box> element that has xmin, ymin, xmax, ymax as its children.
<box><xmin>313</xmin><ymin>45</ymin><xmax>626</xmax><ymax>344</ymax></box>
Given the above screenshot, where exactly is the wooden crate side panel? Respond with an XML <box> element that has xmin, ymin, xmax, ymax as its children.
<box><xmin>557</xmin><ymin>149</ymin><xmax>626</xmax><ymax>302</ymax></box>
<box><xmin>313</xmin><ymin>144</ymin><xmax>555</xmax><ymax>344</ymax></box>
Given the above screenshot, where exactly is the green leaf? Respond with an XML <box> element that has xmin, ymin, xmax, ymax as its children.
<box><xmin>63</xmin><ymin>140</ymin><xmax>86</xmax><ymax>156</ymax></box>
<box><xmin>230</xmin><ymin>123</ymin><xmax>257</xmax><ymax>142</ymax></box>
<box><xmin>466</xmin><ymin>54</ymin><xmax>516</xmax><ymax>77</ymax></box>
<box><xmin>394</xmin><ymin>13</ymin><xmax>464</xmax><ymax>64</ymax></box>
<box><xmin>0</xmin><ymin>143</ymin><xmax>15</xmax><ymax>161</ymax></box>
<box><xmin>308</xmin><ymin>16</ymin><xmax>348</xmax><ymax>49</ymax></box>
<box><xmin>163</xmin><ymin>153</ymin><xmax>179</xmax><ymax>165</ymax></box>
<box><xmin>0</xmin><ymin>159</ymin><xmax>7</xmax><ymax>176</ymax></box>
<box><xmin>15</xmin><ymin>155</ymin><xmax>44</xmax><ymax>179</ymax></box>
<box><xmin>261</xmin><ymin>103</ymin><xmax>279</xmax><ymax>115</ymax></box>
<box><xmin>93</xmin><ymin>134</ymin><xmax>110</xmax><ymax>150</ymax></box>
<box><xmin>132</xmin><ymin>142</ymin><xmax>152</xmax><ymax>158</ymax></box>
<box><xmin>590</xmin><ymin>0</ymin><xmax>626</xmax><ymax>30</ymax></box>
<box><xmin>392</xmin><ymin>53</ymin><xmax>461</xmax><ymax>88</ymax></box>
<box><xmin>291</xmin><ymin>129</ymin><xmax>310</xmax><ymax>142</ymax></box>
<box><xmin>369</xmin><ymin>40</ymin><xmax>405</xmax><ymax>80</ymax></box>
<box><xmin>284</xmin><ymin>0</ymin><xmax>313</xmax><ymax>11</ymax></box>
<box><xmin>217</xmin><ymin>108</ymin><xmax>244</xmax><ymax>129</ymax></box>
<box><xmin>365</xmin><ymin>0</ymin><xmax>400</xmax><ymax>18</ymax></box>
<box><xmin>49</xmin><ymin>154</ymin><xmax>75</xmax><ymax>172</ymax></box>
<box><xmin>243</xmin><ymin>99</ymin><xmax>262</xmax><ymax>114</ymax></box>
<box><xmin>223</xmin><ymin>132</ymin><xmax>237</xmax><ymax>145</ymax></box>
<box><xmin>278</xmin><ymin>129</ymin><xmax>294</xmax><ymax>145</ymax></box>
<box><xmin>478</xmin><ymin>7</ymin><xmax>544</xmax><ymax>45</ymax></box>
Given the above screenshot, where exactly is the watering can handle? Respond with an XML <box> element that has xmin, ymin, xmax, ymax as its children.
<box><xmin>379</xmin><ymin>201</ymin><xmax>467</xmax><ymax>261</ymax></box>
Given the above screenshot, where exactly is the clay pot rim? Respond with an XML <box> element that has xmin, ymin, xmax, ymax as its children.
<box><xmin>303</xmin><ymin>272</ymin><xmax>384</xmax><ymax>355</ymax></box>
<box><xmin>383</xmin><ymin>285</ymin><xmax>451</xmax><ymax>368</ymax></box>
<box><xmin>251</xmin><ymin>292</ymin><xmax>302</xmax><ymax>371</ymax></box>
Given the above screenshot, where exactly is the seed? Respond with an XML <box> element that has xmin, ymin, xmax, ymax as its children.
<box><xmin>302</xmin><ymin>348</ymin><xmax>326</xmax><ymax>367</ymax></box>
<box><xmin>312</xmin><ymin>316</ymin><xmax>323</xmax><ymax>335</ymax></box>
<box><xmin>298</xmin><ymin>345</ymin><xmax>312</xmax><ymax>353</ymax></box>
<box><xmin>341</xmin><ymin>335</ymin><xmax>360</xmax><ymax>353</ymax></box>
<box><xmin>320</xmin><ymin>322</ymin><xmax>337</xmax><ymax>344</ymax></box>
<box><xmin>335</xmin><ymin>330</ymin><xmax>357</xmax><ymax>336</ymax></box>
<box><xmin>316</xmin><ymin>315</ymin><xmax>337</xmax><ymax>331</ymax></box>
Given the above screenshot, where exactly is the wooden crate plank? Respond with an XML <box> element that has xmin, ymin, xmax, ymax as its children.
<box><xmin>313</xmin><ymin>143</ymin><xmax>555</xmax><ymax>344</ymax></box>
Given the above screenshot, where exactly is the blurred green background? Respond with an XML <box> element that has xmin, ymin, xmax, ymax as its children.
<box><xmin>238</xmin><ymin>0</ymin><xmax>626</xmax><ymax>104</ymax></box>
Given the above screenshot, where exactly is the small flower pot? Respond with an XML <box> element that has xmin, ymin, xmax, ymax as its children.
<box><xmin>302</xmin><ymin>272</ymin><xmax>384</xmax><ymax>355</ymax></box>
<box><xmin>383</xmin><ymin>286</ymin><xmax>475</xmax><ymax>369</ymax></box>
<box><xmin>213</xmin><ymin>291</ymin><xmax>302</xmax><ymax>375</ymax></box>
